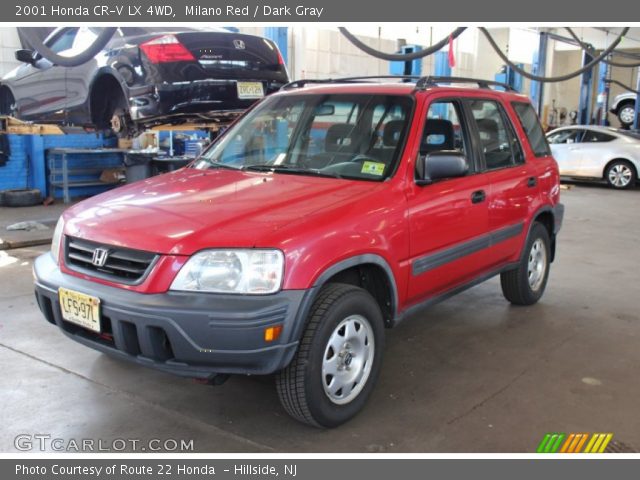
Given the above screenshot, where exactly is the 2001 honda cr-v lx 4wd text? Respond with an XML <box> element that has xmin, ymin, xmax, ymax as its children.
<box><xmin>34</xmin><ymin>76</ymin><xmax>564</xmax><ymax>427</ymax></box>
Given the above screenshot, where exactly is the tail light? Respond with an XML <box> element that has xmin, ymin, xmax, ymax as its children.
<box><xmin>276</xmin><ymin>49</ymin><xmax>285</xmax><ymax>66</ymax></box>
<box><xmin>140</xmin><ymin>35</ymin><xmax>195</xmax><ymax>63</ymax></box>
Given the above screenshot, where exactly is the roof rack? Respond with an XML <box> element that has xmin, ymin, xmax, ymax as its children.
<box><xmin>280</xmin><ymin>75</ymin><xmax>516</xmax><ymax>92</ymax></box>
<box><xmin>415</xmin><ymin>76</ymin><xmax>516</xmax><ymax>92</ymax></box>
<box><xmin>280</xmin><ymin>76</ymin><xmax>422</xmax><ymax>90</ymax></box>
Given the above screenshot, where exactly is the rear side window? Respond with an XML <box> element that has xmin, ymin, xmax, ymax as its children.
<box><xmin>512</xmin><ymin>102</ymin><xmax>551</xmax><ymax>157</ymax></box>
<box><xmin>581</xmin><ymin>130</ymin><xmax>616</xmax><ymax>143</ymax></box>
<box><xmin>468</xmin><ymin>100</ymin><xmax>523</xmax><ymax>170</ymax></box>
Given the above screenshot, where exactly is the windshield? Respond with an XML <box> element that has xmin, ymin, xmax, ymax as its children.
<box><xmin>192</xmin><ymin>93</ymin><xmax>414</xmax><ymax>181</ymax></box>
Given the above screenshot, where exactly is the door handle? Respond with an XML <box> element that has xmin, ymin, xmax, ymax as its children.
<box><xmin>527</xmin><ymin>176</ymin><xmax>538</xmax><ymax>188</ymax></box>
<box><xmin>471</xmin><ymin>190</ymin><xmax>486</xmax><ymax>204</ymax></box>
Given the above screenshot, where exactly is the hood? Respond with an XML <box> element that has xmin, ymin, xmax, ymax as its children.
<box><xmin>64</xmin><ymin>168</ymin><xmax>378</xmax><ymax>255</ymax></box>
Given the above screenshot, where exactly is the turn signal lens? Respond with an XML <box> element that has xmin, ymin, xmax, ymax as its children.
<box><xmin>264</xmin><ymin>325</ymin><xmax>283</xmax><ymax>342</ymax></box>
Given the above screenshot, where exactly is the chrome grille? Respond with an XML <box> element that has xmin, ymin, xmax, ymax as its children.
<box><xmin>64</xmin><ymin>237</ymin><xmax>157</xmax><ymax>284</ymax></box>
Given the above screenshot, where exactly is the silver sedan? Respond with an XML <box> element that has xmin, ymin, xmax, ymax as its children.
<box><xmin>547</xmin><ymin>126</ymin><xmax>640</xmax><ymax>189</ymax></box>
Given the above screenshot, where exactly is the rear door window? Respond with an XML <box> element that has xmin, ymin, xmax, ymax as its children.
<box><xmin>581</xmin><ymin>130</ymin><xmax>616</xmax><ymax>143</ymax></box>
<box><xmin>512</xmin><ymin>102</ymin><xmax>551</xmax><ymax>156</ymax></box>
<box><xmin>467</xmin><ymin>99</ymin><xmax>524</xmax><ymax>170</ymax></box>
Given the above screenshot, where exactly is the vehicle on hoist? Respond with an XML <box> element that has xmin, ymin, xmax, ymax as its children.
<box><xmin>0</xmin><ymin>27</ymin><xmax>289</xmax><ymax>136</ymax></box>
<box><xmin>609</xmin><ymin>91</ymin><xmax>637</xmax><ymax>129</ymax></box>
<box><xmin>34</xmin><ymin>76</ymin><xmax>564</xmax><ymax>427</ymax></box>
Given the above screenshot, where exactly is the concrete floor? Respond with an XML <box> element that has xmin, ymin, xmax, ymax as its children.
<box><xmin>1</xmin><ymin>183</ymin><xmax>639</xmax><ymax>453</ymax></box>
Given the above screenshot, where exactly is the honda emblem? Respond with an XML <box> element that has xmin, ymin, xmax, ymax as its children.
<box><xmin>92</xmin><ymin>248</ymin><xmax>109</xmax><ymax>267</ymax></box>
<box><xmin>233</xmin><ymin>39</ymin><xmax>246</xmax><ymax>50</ymax></box>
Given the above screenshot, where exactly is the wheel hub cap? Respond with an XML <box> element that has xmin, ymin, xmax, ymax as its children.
<box><xmin>620</xmin><ymin>107</ymin><xmax>635</xmax><ymax>124</ymax></box>
<box><xmin>110</xmin><ymin>114</ymin><xmax>123</xmax><ymax>133</ymax></box>
<box><xmin>322</xmin><ymin>314</ymin><xmax>375</xmax><ymax>405</ymax></box>
<box><xmin>608</xmin><ymin>164</ymin><xmax>632</xmax><ymax>187</ymax></box>
<box><xmin>527</xmin><ymin>238</ymin><xmax>547</xmax><ymax>292</ymax></box>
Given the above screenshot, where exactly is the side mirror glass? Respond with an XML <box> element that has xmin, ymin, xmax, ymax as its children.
<box><xmin>417</xmin><ymin>151</ymin><xmax>469</xmax><ymax>186</ymax></box>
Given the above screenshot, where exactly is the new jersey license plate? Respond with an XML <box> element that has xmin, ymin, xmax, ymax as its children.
<box><xmin>237</xmin><ymin>81</ymin><xmax>265</xmax><ymax>99</ymax></box>
<box><xmin>58</xmin><ymin>287</ymin><xmax>101</xmax><ymax>333</ymax></box>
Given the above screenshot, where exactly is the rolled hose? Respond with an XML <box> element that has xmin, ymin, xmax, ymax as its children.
<box><xmin>565</xmin><ymin>27</ymin><xmax>640</xmax><ymax>68</ymax></box>
<box><xmin>17</xmin><ymin>27</ymin><xmax>117</xmax><ymax>67</ymax></box>
<box><xmin>338</xmin><ymin>27</ymin><xmax>467</xmax><ymax>61</ymax></box>
<box><xmin>479</xmin><ymin>27</ymin><xmax>629</xmax><ymax>83</ymax></box>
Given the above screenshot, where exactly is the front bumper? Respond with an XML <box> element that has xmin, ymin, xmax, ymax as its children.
<box><xmin>128</xmin><ymin>79</ymin><xmax>282</xmax><ymax>123</ymax></box>
<box><xmin>34</xmin><ymin>253</ymin><xmax>314</xmax><ymax>380</ymax></box>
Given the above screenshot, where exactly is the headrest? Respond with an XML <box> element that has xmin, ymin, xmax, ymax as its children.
<box><xmin>421</xmin><ymin>119</ymin><xmax>454</xmax><ymax>152</ymax></box>
<box><xmin>325</xmin><ymin>123</ymin><xmax>356</xmax><ymax>152</ymax></box>
<box><xmin>382</xmin><ymin>120</ymin><xmax>406</xmax><ymax>147</ymax></box>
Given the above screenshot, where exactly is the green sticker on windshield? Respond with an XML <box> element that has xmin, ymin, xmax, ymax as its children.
<box><xmin>361</xmin><ymin>161</ymin><xmax>385</xmax><ymax>176</ymax></box>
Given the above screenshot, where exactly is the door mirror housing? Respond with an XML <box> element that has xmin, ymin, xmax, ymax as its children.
<box><xmin>416</xmin><ymin>151</ymin><xmax>469</xmax><ymax>186</ymax></box>
<box><xmin>15</xmin><ymin>49</ymin><xmax>35</xmax><ymax>64</ymax></box>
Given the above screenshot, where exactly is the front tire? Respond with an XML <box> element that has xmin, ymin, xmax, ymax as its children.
<box><xmin>501</xmin><ymin>222</ymin><xmax>551</xmax><ymax>306</ymax></box>
<box><xmin>617</xmin><ymin>101</ymin><xmax>635</xmax><ymax>128</ymax></box>
<box><xmin>276</xmin><ymin>283</ymin><xmax>385</xmax><ymax>428</ymax></box>
<box><xmin>605</xmin><ymin>160</ymin><xmax>636</xmax><ymax>189</ymax></box>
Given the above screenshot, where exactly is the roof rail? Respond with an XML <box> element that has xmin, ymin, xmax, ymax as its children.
<box><xmin>280</xmin><ymin>75</ymin><xmax>423</xmax><ymax>90</ymax></box>
<box><xmin>279</xmin><ymin>75</ymin><xmax>516</xmax><ymax>92</ymax></box>
<box><xmin>415</xmin><ymin>76</ymin><xmax>516</xmax><ymax>92</ymax></box>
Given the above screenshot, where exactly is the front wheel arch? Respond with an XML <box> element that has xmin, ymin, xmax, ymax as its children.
<box><xmin>88</xmin><ymin>73</ymin><xmax>129</xmax><ymax>128</ymax></box>
<box><xmin>310</xmin><ymin>254</ymin><xmax>399</xmax><ymax>327</ymax></box>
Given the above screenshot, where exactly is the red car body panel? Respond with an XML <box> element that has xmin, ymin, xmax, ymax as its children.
<box><xmin>56</xmin><ymin>83</ymin><xmax>561</xmax><ymax>317</ymax></box>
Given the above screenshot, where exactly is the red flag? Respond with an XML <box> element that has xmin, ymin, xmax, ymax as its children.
<box><xmin>448</xmin><ymin>34</ymin><xmax>456</xmax><ymax>68</ymax></box>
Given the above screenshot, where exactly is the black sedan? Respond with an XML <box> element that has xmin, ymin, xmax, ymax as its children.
<box><xmin>0</xmin><ymin>27</ymin><xmax>290</xmax><ymax>135</ymax></box>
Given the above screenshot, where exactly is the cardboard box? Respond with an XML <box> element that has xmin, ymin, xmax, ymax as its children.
<box><xmin>100</xmin><ymin>167</ymin><xmax>126</xmax><ymax>184</ymax></box>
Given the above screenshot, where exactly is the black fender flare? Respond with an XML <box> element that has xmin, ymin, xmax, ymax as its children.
<box><xmin>289</xmin><ymin>254</ymin><xmax>401</xmax><ymax>344</ymax></box>
<box><xmin>525</xmin><ymin>204</ymin><xmax>564</xmax><ymax>263</ymax></box>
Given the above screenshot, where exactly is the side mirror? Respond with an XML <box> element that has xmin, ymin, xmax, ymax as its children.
<box><xmin>416</xmin><ymin>151</ymin><xmax>469</xmax><ymax>186</ymax></box>
<box><xmin>15</xmin><ymin>49</ymin><xmax>35</xmax><ymax>64</ymax></box>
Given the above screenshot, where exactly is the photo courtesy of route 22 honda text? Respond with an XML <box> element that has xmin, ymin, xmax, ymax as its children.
<box><xmin>34</xmin><ymin>75</ymin><xmax>563</xmax><ymax>428</ymax></box>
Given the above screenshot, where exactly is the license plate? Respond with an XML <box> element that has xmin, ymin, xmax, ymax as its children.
<box><xmin>237</xmin><ymin>81</ymin><xmax>264</xmax><ymax>99</ymax></box>
<box><xmin>58</xmin><ymin>288</ymin><xmax>101</xmax><ymax>333</ymax></box>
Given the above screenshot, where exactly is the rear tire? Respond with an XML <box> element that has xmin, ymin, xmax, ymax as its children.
<box><xmin>501</xmin><ymin>222</ymin><xmax>551</xmax><ymax>306</ymax></box>
<box><xmin>0</xmin><ymin>188</ymin><xmax>42</xmax><ymax>207</ymax></box>
<box><xmin>605</xmin><ymin>160</ymin><xmax>636</xmax><ymax>189</ymax></box>
<box><xmin>276</xmin><ymin>283</ymin><xmax>385</xmax><ymax>428</ymax></box>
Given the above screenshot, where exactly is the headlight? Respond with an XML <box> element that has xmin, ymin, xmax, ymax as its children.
<box><xmin>170</xmin><ymin>249</ymin><xmax>284</xmax><ymax>294</ymax></box>
<box><xmin>51</xmin><ymin>217</ymin><xmax>65</xmax><ymax>265</ymax></box>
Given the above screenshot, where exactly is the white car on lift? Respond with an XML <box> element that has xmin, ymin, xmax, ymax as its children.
<box><xmin>547</xmin><ymin>125</ymin><xmax>640</xmax><ymax>189</ymax></box>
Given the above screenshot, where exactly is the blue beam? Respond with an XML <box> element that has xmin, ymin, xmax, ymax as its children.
<box><xmin>263</xmin><ymin>27</ymin><xmax>288</xmax><ymax>64</ymax></box>
<box><xmin>578</xmin><ymin>50</ymin><xmax>594</xmax><ymax>125</ymax></box>
<box><xmin>596</xmin><ymin>59</ymin><xmax>610</xmax><ymax>126</ymax></box>
<box><xmin>530</xmin><ymin>32</ymin><xmax>548</xmax><ymax>116</ymax></box>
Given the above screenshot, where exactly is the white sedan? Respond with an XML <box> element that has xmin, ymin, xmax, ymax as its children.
<box><xmin>547</xmin><ymin>126</ymin><xmax>640</xmax><ymax>189</ymax></box>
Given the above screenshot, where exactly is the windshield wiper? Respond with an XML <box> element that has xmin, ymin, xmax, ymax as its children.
<box><xmin>243</xmin><ymin>164</ymin><xmax>342</xmax><ymax>179</ymax></box>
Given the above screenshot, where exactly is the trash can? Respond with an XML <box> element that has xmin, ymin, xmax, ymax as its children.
<box><xmin>124</xmin><ymin>153</ymin><xmax>153</xmax><ymax>183</ymax></box>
